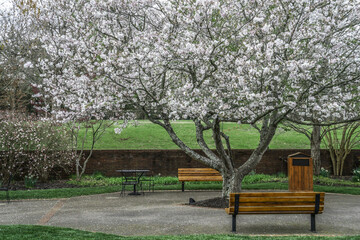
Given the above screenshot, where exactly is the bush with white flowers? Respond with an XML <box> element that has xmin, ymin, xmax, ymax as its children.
<box><xmin>0</xmin><ymin>113</ymin><xmax>76</xmax><ymax>182</ymax></box>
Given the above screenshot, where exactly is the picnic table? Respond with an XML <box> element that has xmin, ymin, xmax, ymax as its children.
<box><xmin>116</xmin><ymin>169</ymin><xmax>150</xmax><ymax>195</ymax></box>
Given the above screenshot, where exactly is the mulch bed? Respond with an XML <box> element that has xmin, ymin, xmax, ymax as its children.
<box><xmin>190</xmin><ymin>197</ymin><xmax>229</xmax><ymax>209</ymax></box>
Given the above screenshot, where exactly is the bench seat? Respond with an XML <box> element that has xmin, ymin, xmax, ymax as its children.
<box><xmin>178</xmin><ymin>168</ymin><xmax>222</xmax><ymax>191</ymax></box>
<box><xmin>226</xmin><ymin>192</ymin><xmax>325</xmax><ymax>232</ymax></box>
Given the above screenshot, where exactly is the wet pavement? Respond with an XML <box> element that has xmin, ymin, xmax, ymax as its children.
<box><xmin>0</xmin><ymin>191</ymin><xmax>359</xmax><ymax>236</ymax></box>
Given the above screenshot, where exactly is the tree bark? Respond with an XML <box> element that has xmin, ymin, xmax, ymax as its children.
<box><xmin>311</xmin><ymin>125</ymin><xmax>321</xmax><ymax>175</ymax></box>
<box><xmin>221</xmin><ymin>169</ymin><xmax>243</xmax><ymax>196</ymax></box>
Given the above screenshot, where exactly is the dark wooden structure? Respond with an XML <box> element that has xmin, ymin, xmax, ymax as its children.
<box><xmin>178</xmin><ymin>168</ymin><xmax>222</xmax><ymax>191</ymax></box>
<box><xmin>225</xmin><ymin>192</ymin><xmax>325</xmax><ymax>232</ymax></box>
<box><xmin>288</xmin><ymin>152</ymin><xmax>313</xmax><ymax>192</ymax></box>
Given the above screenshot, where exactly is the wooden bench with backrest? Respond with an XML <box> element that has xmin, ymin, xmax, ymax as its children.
<box><xmin>178</xmin><ymin>168</ymin><xmax>223</xmax><ymax>191</ymax></box>
<box><xmin>226</xmin><ymin>192</ymin><xmax>325</xmax><ymax>232</ymax></box>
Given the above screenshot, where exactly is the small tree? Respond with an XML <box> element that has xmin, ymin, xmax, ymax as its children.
<box><xmin>324</xmin><ymin>122</ymin><xmax>360</xmax><ymax>176</ymax></box>
<box><xmin>68</xmin><ymin>119</ymin><xmax>118</xmax><ymax>181</ymax></box>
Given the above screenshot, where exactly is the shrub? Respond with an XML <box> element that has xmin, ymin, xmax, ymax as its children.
<box><xmin>352</xmin><ymin>168</ymin><xmax>360</xmax><ymax>182</ymax></box>
<box><xmin>276</xmin><ymin>172</ymin><xmax>286</xmax><ymax>178</ymax></box>
<box><xmin>0</xmin><ymin>114</ymin><xmax>32</xmax><ymax>181</ymax></box>
<box><xmin>320</xmin><ymin>167</ymin><xmax>330</xmax><ymax>178</ymax></box>
<box><xmin>24</xmin><ymin>176</ymin><xmax>37</xmax><ymax>189</ymax></box>
<box><xmin>26</xmin><ymin>119</ymin><xmax>76</xmax><ymax>181</ymax></box>
<box><xmin>243</xmin><ymin>174</ymin><xmax>274</xmax><ymax>184</ymax></box>
<box><xmin>92</xmin><ymin>171</ymin><xmax>105</xmax><ymax>180</ymax></box>
<box><xmin>0</xmin><ymin>113</ymin><xmax>76</xmax><ymax>182</ymax></box>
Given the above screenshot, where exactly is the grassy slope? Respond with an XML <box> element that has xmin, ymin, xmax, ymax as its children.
<box><xmin>0</xmin><ymin>225</ymin><xmax>359</xmax><ymax>240</ymax></box>
<box><xmin>80</xmin><ymin>121</ymin><xmax>319</xmax><ymax>150</ymax></box>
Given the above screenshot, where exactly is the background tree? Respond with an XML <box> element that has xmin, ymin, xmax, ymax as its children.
<box><xmin>35</xmin><ymin>0</ymin><xmax>360</xmax><ymax>197</ymax></box>
<box><xmin>283</xmin><ymin>122</ymin><xmax>328</xmax><ymax>175</ymax></box>
<box><xmin>324</xmin><ymin>122</ymin><xmax>360</xmax><ymax>176</ymax></box>
<box><xmin>0</xmin><ymin>2</ymin><xmax>43</xmax><ymax>114</ymax></box>
<box><xmin>68</xmin><ymin>119</ymin><xmax>117</xmax><ymax>181</ymax></box>
<box><xmin>0</xmin><ymin>2</ymin><xmax>87</xmax><ymax>182</ymax></box>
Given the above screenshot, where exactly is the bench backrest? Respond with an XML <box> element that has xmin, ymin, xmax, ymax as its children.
<box><xmin>227</xmin><ymin>192</ymin><xmax>325</xmax><ymax>214</ymax></box>
<box><xmin>178</xmin><ymin>168</ymin><xmax>223</xmax><ymax>181</ymax></box>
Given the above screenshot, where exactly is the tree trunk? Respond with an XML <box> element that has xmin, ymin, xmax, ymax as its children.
<box><xmin>311</xmin><ymin>125</ymin><xmax>321</xmax><ymax>175</ymax></box>
<box><xmin>221</xmin><ymin>169</ymin><xmax>244</xmax><ymax>197</ymax></box>
<box><xmin>150</xmin><ymin>115</ymin><xmax>278</xmax><ymax>198</ymax></box>
<box><xmin>221</xmin><ymin>118</ymin><xmax>277</xmax><ymax>197</ymax></box>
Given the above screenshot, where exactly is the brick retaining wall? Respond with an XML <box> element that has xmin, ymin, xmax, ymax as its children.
<box><xmin>83</xmin><ymin>149</ymin><xmax>360</xmax><ymax>177</ymax></box>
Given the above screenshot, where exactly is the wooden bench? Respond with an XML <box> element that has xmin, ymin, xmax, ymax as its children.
<box><xmin>226</xmin><ymin>192</ymin><xmax>325</xmax><ymax>232</ymax></box>
<box><xmin>178</xmin><ymin>168</ymin><xmax>222</xmax><ymax>191</ymax></box>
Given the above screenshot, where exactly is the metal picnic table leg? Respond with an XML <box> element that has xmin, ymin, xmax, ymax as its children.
<box><xmin>128</xmin><ymin>171</ymin><xmax>144</xmax><ymax>195</ymax></box>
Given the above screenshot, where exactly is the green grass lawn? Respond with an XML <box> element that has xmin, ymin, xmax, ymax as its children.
<box><xmin>0</xmin><ymin>225</ymin><xmax>359</xmax><ymax>240</ymax></box>
<box><xmin>79</xmin><ymin>121</ymin><xmax>322</xmax><ymax>150</ymax></box>
<box><xmin>1</xmin><ymin>174</ymin><xmax>359</xmax><ymax>201</ymax></box>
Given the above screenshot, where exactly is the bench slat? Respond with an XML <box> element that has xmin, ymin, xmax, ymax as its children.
<box><xmin>229</xmin><ymin>201</ymin><xmax>324</xmax><ymax>206</ymax></box>
<box><xmin>227</xmin><ymin>210</ymin><xmax>321</xmax><ymax>214</ymax></box>
<box><xmin>179</xmin><ymin>175</ymin><xmax>222</xmax><ymax>177</ymax></box>
<box><xmin>229</xmin><ymin>192</ymin><xmax>325</xmax><ymax>197</ymax></box>
<box><xmin>178</xmin><ymin>168</ymin><xmax>220</xmax><ymax>173</ymax></box>
<box><xmin>230</xmin><ymin>197</ymin><xmax>324</xmax><ymax>203</ymax></box>
<box><xmin>178</xmin><ymin>168</ymin><xmax>223</xmax><ymax>182</ymax></box>
<box><xmin>179</xmin><ymin>173</ymin><xmax>221</xmax><ymax>175</ymax></box>
<box><xmin>227</xmin><ymin>206</ymin><xmax>324</xmax><ymax>214</ymax></box>
<box><xmin>178</xmin><ymin>168</ymin><xmax>219</xmax><ymax>171</ymax></box>
<box><xmin>178</xmin><ymin>176</ymin><xmax>223</xmax><ymax>181</ymax></box>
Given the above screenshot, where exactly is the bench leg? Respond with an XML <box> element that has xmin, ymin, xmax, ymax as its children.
<box><xmin>311</xmin><ymin>213</ymin><xmax>316</xmax><ymax>232</ymax></box>
<box><xmin>232</xmin><ymin>214</ymin><xmax>237</xmax><ymax>232</ymax></box>
<box><xmin>182</xmin><ymin>182</ymin><xmax>185</xmax><ymax>192</ymax></box>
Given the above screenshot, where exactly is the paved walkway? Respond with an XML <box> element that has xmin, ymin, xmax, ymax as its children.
<box><xmin>0</xmin><ymin>191</ymin><xmax>359</xmax><ymax>236</ymax></box>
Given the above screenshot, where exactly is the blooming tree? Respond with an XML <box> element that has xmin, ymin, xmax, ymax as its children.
<box><xmin>36</xmin><ymin>0</ymin><xmax>360</xmax><ymax>196</ymax></box>
<box><xmin>0</xmin><ymin>2</ymin><xmax>43</xmax><ymax>111</ymax></box>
